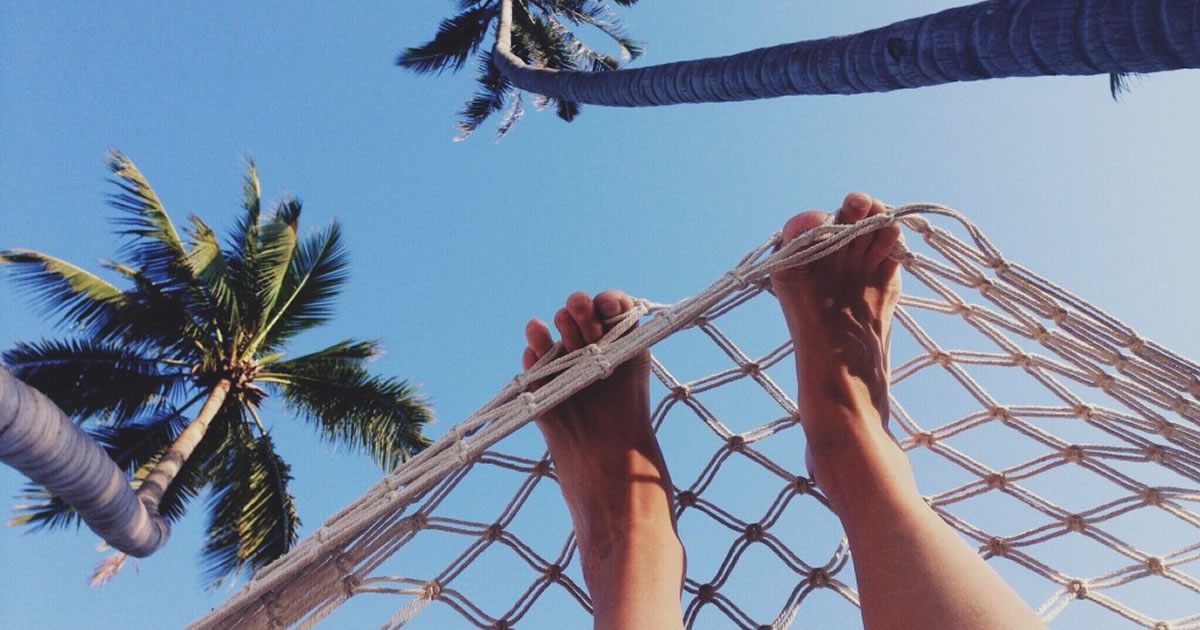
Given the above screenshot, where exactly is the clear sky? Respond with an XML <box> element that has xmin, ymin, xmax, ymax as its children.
<box><xmin>2</xmin><ymin>2</ymin><xmax>1199</xmax><ymax>629</ymax></box>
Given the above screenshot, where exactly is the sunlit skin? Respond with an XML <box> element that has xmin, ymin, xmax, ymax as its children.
<box><xmin>522</xmin><ymin>193</ymin><xmax>1047</xmax><ymax>630</ymax></box>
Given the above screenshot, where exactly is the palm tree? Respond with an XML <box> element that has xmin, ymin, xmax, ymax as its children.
<box><xmin>398</xmin><ymin>0</ymin><xmax>643</xmax><ymax>139</ymax></box>
<box><xmin>404</xmin><ymin>0</ymin><xmax>1199</xmax><ymax>136</ymax></box>
<box><xmin>1</xmin><ymin>152</ymin><xmax>432</xmax><ymax>586</ymax></box>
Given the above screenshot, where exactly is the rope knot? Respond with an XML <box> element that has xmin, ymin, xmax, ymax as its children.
<box><xmin>585</xmin><ymin>344</ymin><xmax>614</xmax><ymax>378</ymax></box>
<box><xmin>491</xmin><ymin>620</ymin><xmax>510</xmax><ymax>630</ymax></box>
<box><xmin>1095</xmin><ymin>373</ymin><xmax>1116</xmax><ymax>390</ymax></box>
<box><xmin>485</xmin><ymin>523</ymin><xmax>503</xmax><ymax>542</ymax></box>
<box><xmin>1188</xmin><ymin>378</ymin><xmax>1200</xmax><ymax>399</ymax></box>
<box><xmin>535</xmin><ymin>458</ymin><xmax>553</xmax><ymax>476</ymax></box>
<box><xmin>677</xmin><ymin>490</ymin><xmax>697</xmax><ymax>508</ymax></box>
<box><xmin>411</xmin><ymin>513</ymin><xmax>428</xmax><ymax>530</ymax></box>
<box><xmin>1154</xmin><ymin>623</ymin><xmax>1171</xmax><ymax>630</ymax></box>
<box><xmin>727</xmin><ymin>435</ymin><xmax>746</xmax><ymax>451</ymax></box>
<box><xmin>952</xmin><ymin>302</ymin><xmax>974</xmax><ymax>316</ymax></box>
<box><xmin>1145</xmin><ymin>556</ymin><xmax>1165</xmax><ymax>574</ymax></box>
<box><xmin>990</xmin><ymin>406</ymin><xmax>1013</xmax><ymax>422</ymax></box>
<box><xmin>1170</xmin><ymin>397</ymin><xmax>1193</xmax><ymax>416</ymax></box>
<box><xmin>743</xmin><ymin>523</ymin><xmax>765</xmax><ymax>542</ymax></box>
<box><xmin>1012</xmin><ymin>353</ymin><xmax>1034</xmax><ymax>369</ymax></box>
<box><xmin>990</xmin><ymin>258</ymin><xmax>1011</xmax><ymax>275</ymax></box>
<box><xmin>725</xmin><ymin>270</ymin><xmax>751</xmax><ymax>289</ymax></box>
<box><xmin>1073</xmin><ymin>404</ymin><xmax>1094</xmax><ymax>420</ymax></box>
<box><xmin>544</xmin><ymin>564</ymin><xmax>563</xmax><ymax>581</ymax></box>
<box><xmin>1156</xmin><ymin>421</ymin><xmax>1177</xmax><ymax>438</ymax></box>
<box><xmin>1068</xmin><ymin>579</ymin><xmax>1089</xmax><ymax>598</ymax></box>
<box><xmin>672</xmin><ymin>384</ymin><xmax>692</xmax><ymax>399</ymax></box>
<box><xmin>697</xmin><ymin>583</ymin><xmax>716</xmax><ymax>601</ymax></box>
<box><xmin>1050</xmin><ymin>307</ymin><xmax>1069</xmax><ymax>324</ymax></box>
<box><xmin>986</xmin><ymin>473</ymin><xmax>1006</xmax><ymax>489</ymax></box>
<box><xmin>987</xmin><ymin>537</ymin><xmax>1010</xmax><ymax>556</ymax></box>
<box><xmin>1062</xmin><ymin>445</ymin><xmax>1086</xmax><ymax>463</ymax></box>
<box><xmin>519</xmin><ymin>391</ymin><xmax>538</xmax><ymax>411</ymax></box>
<box><xmin>914</xmin><ymin>432</ymin><xmax>936</xmax><ymax>447</ymax></box>
<box><xmin>932</xmin><ymin>351</ymin><xmax>953</xmax><ymax>366</ymax></box>
<box><xmin>1144</xmin><ymin>446</ymin><xmax>1166</xmax><ymax>464</ymax></box>
<box><xmin>422</xmin><ymin>580</ymin><xmax>441</xmax><ymax>599</ymax></box>
<box><xmin>1031</xmin><ymin>324</ymin><xmax>1051</xmax><ymax>343</ymax></box>
<box><xmin>808</xmin><ymin>568</ymin><xmax>830</xmax><ymax>587</ymax></box>
<box><xmin>1141</xmin><ymin>487</ymin><xmax>1164</xmax><ymax>506</ymax></box>
<box><xmin>1125</xmin><ymin>335</ymin><xmax>1146</xmax><ymax>352</ymax></box>
<box><xmin>1065</xmin><ymin>514</ymin><xmax>1086</xmax><ymax>532</ymax></box>
<box><xmin>792</xmin><ymin>476</ymin><xmax>814</xmax><ymax>494</ymax></box>
<box><xmin>511</xmin><ymin>372</ymin><xmax>531</xmax><ymax>391</ymax></box>
<box><xmin>741</xmin><ymin>361</ymin><xmax>761</xmax><ymax>375</ymax></box>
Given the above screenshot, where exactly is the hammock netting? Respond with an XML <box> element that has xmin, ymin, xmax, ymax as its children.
<box><xmin>188</xmin><ymin>204</ymin><xmax>1200</xmax><ymax>630</ymax></box>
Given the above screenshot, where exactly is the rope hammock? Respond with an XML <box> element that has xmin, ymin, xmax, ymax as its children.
<box><xmin>188</xmin><ymin>204</ymin><xmax>1200</xmax><ymax>630</ymax></box>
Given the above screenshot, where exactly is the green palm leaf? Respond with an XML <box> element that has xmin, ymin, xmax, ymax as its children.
<box><xmin>2</xmin><ymin>339</ymin><xmax>188</xmax><ymax>424</ymax></box>
<box><xmin>106</xmin><ymin>152</ymin><xmax>190</xmax><ymax>289</ymax></box>
<box><xmin>258</xmin><ymin>222</ymin><xmax>349</xmax><ymax>351</ymax></box>
<box><xmin>251</xmin><ymin>198</ymin><xmax>301</xmax><ymax>339</ymax></box>
<box><xmin>264</xmin><ymin>361</ymin><xmax>432</xmax><ymax>470</ymax></box>
<box><xmin>201</xmin><ymin>430</ymin><xmax>300</xmax><ymax>588</ymax></box>
<box><xmin>186</xmin><ymin>214</ymin><xmax>240</xmax><ymax>331</ymax></box>
<box><xmin>0</xmin><ymin>249</ymin><xmax>124</xmax><ymax>334</ymax></box>
<box><xmin>397</xmin><ymin>5</ymin><xmax>498</xmax><ymax>74</ymax></box>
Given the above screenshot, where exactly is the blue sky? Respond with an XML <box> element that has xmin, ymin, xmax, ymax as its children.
<box><xmin>2</xmin><ymin>2</ymin><xmax>1199</xmax><ymax>629</ymax></box>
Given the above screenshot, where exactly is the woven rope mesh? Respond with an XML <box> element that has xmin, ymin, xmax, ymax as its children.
<box><xmin>189</xmin><ymin>205</ymin><xmax>1200</xmax><ymax>630</ymax></box>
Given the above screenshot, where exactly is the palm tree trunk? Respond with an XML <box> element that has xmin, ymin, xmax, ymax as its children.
<box><xmin>135</xmin><ymin>378</ymin><xmax>231</xmax><ymax>517</ymax></box>
<box><xmin>495</xmin><ymin>0</ymin><xmax>1200</xmax><ymax>106</ymax></box>
<box><xmin>0</xmin><ymin>368</ymin><xmax>169</xmax><ymax>557</ymax></box>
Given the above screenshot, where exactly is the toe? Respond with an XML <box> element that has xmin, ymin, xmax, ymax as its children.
<box><xmin>525</xmin><ymin>318</ymin><xmax>555</xmax><ymax>356</ymax></box>
<box><xmin>566</xmin><ymin>291</ymin><xmax>604</xmax><ymax>344</ymax></box>
<box><xmin>555</xmin><ymin>306</ymin><xmax>586</xmax><ymax>351</ymax></box>
<box><xmin>522</xmin><ymin>346</ymin><xmax>539</xmax><ymax>370</ymax></box>
<box><xmin>781</xmin><ymin>210</ymin><xmax>829</xmax><ymax>245</ymax></box>
<box><xmin>847</xmin><ymin>196</ymin><xmax>888</xmax><ymax>263</ymax></box>
<box><xmin>838</xmin><ymin>192</ymin><xmax>873</xmax><ymax>224</ymax></box>
<box><xmin>865</xmin><ymin>224</ymin><xmax>902</xmax><ymax>271</ymax></box>
<box><xmin>593</xmin><ymin>289</ymin><xmax>634</xmax><ymax>328</ymax></box>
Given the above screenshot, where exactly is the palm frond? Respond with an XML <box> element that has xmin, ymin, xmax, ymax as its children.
<box><xmin>265</xmin><ymin>338</ymin><xmax>379</xmax><ymax>372</ymax></box>
<box><xmin>0</xmin><ymin>249</ymin><xmax>124</xmax><ymax>334</ymax></box>
<box><xmin>251</xmin><ymin>198</ymin><xmax>301</xmax><ymax>338</ymax></box>
<box><xmin>8</xmin><ymin>484</ymin><xmax>79</xmax><ymax>530</ymax></box>
<box><xmin>1109</xmin><ymin>72</ymin><xmax>1142</xmax><ymax>100</ymax></box>
<box><xmin>201</xmin><ymin>431</ymin><xmax>300</xmax><ymax>588</ymax></box>
<box><xmin>456</xmin><ymin>51</ymin><xmax>515</xmax><ymax>141</ymax></box>
<box><xmin>2</xmin><ymin>339</ymin><xmax>188</xmax><ymax>423</ymax></box>
<box><xmin>186</xmin><ymin>215</ymin><xmax>240</xmax><ymax>329</ymax></box>
<box><xmin>225</xmin><ymin>161</ymin><xmax>264</xmax><ymax>342</ymax></box>
<box><xmin>265</xmin><ymin>362</ymin><xmax>432</xmax><ymax>470</ymax></box>
<box><xmin>258</xmin><ymin>222</ymin><xmax>349</xmax><ymax>352</ymax></box>
<box><xmin>397</xmin><ymin>6</ymin><xmax>498</xmax><ymax>74</ymax></box>
<box><xmin>106</xmin><ymin>151</ymin><xmax>191</xmax><ymax>288</ymax></box>
<box><xmin>99</xmin><ymin>260</ymin><xmax>214</xmax><ymax>359</ymax></box>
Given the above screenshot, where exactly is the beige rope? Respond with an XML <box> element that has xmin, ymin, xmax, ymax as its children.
<box><xmin>189</xmin><ymin>203</ymin><xmax>1200</xmax><ymax>630</ymax></box>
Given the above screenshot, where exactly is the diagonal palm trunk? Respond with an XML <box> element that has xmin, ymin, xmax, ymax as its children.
<box><xmin>494</xmin><ymin>0</ymin><xmax>1200</xmax><ymax>106</ymax></box>
<box><xmin>0</xmin><ymin>368</ymin><xmax>168</xmax><ymax>557</ymax></box>
<box><xmin>135</xmin><ymin>379</ymin><xmax>231</xmax><ymax>517</ymax></box>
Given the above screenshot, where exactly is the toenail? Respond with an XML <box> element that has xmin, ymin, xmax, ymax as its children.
<box><xmin>598</xmin><ymin>300</ymin><xmax>622</xmax><ymax>318</ymax></box>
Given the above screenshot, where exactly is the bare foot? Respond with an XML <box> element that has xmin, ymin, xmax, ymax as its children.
<box><xmin>769</xmin><ymin>192</ymin><xmax>912</xmax><ymax>516</ymax></box>
<box><xmin>523</xmin><ymin>290</ymin><xmax>684</xmax><ymax>630</ymax></box>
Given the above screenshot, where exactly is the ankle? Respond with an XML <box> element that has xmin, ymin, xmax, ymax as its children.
<box><xmin>806</xmin><ymin>423</ymin><xmax>918</xmax><ymax>518</ymax></box>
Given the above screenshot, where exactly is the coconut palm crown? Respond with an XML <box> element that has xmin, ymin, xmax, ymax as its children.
<box><xmin>1</xmin><ymin>152</ymin><xmax>432</xmax><ymax>586</ymax></box>
<box><xmin>398</xmin><ymin>0</ymin><xmax>643</xmax><ymax>140</ymax></box>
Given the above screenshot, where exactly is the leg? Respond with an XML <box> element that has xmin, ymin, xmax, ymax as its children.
<box><xmin>523</xmin><ymin>290</ymin><xmax>685</xmax><ymax>630</ymax></box>
<box><xmin>771</xmin><ymin>193</ymin><xmax>1047</xmax><ymax>630</ymax></box>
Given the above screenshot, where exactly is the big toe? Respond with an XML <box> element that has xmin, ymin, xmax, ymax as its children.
<box><xmin>838</xmin><ymin>192</ymin><xmax>874</xmax><ymax>223</ymax></box>
<box><xmin>593</xmin><ymin>289</ymin><xmax>634</xmax><ymax>327</ymax></box>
